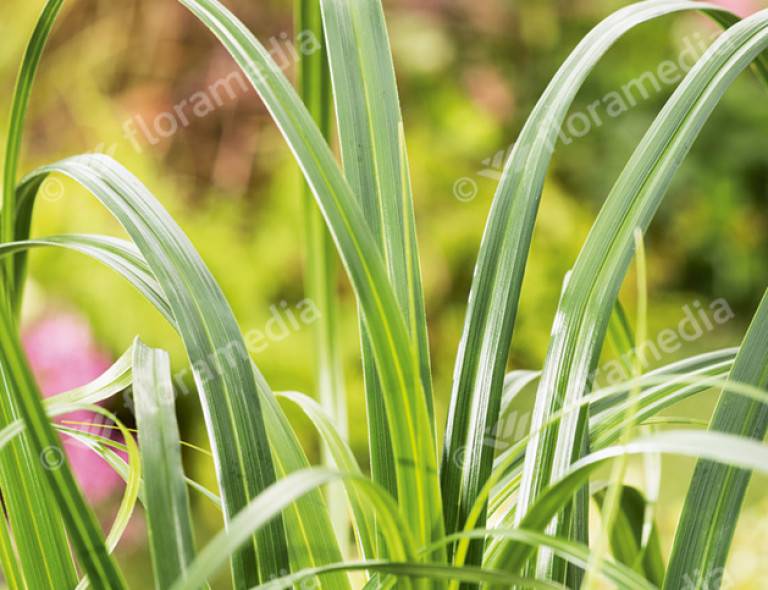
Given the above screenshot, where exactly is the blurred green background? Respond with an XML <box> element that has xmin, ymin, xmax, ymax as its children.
<box><xmin>3</xmin><ymin>0</ymin><xmax>768</xmax><ymax>587</ymax></box>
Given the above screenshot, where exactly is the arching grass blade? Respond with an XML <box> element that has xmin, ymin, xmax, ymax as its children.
<box><xmin>0</xmin><ymin>303</ymin><xmax>126</xmax><ymax>589</ymax></box>
<box><xmin>17</xmin><ymin>157</ymin><xmax>289</xmax><ymax>587</ymax></box>
<box><xmin>441</xmin><ymin>3</ymin><xmax>737</xmax><ymax>567</ymax></box>
<box><xmin>169</xmin><ymin>468</ymin><xmax>414</xmax><ymax>590</ymax></box>
<box><xmin>178</xmin><ymin>0</ymin><xmax>443</xmax><ymax>554</ymax></box>
<box><xmin>515</xmin><ymin>9</ymin><xmax>768</xmax><ymax>579</ymax></box>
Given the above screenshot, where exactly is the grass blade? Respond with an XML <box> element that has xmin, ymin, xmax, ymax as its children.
<box><xmin>170</xmin><ymin>468</ymin><xmax>415</xmax><ymax>590</ymax></box>
<box><xmin>319</xmin><ymin>0</ymin><xmax>434</xmax><ymax>501</ymax></box>
<box><xmin>0</xmin><ymin>303</ymin><xmax>126</xmax><ymax>589</ymax></box>
<box><xmin>0</xmin><ymin>383</ymin><xmax>79</xmax><ymax>589</ymax></box>
<box><xmin>665</xmin><ymin>289</ymin><xmax>768</xmax><ymax>589</ymax></box>
<box><xmin>591</xmin><ymin>353</ymin><xmax>735</xmax><ymax>447</ymax></box>
<box><xmin>5</xmin><ymin>229</ymin><xmax>348</xmax><ymax>585</ymax></box>
<box><xmin>434</xmin><ymin>528</ymin><xmax>654</xmax><ymax>590</ymax></box>
<box><xmin>440</xmin><ymin>2</ymin><xmax>735</xmax><ymax>563</ymax></box>
<box><xmin>593</xmin><ymin>486</ymin><xmax>665</xmax><ymax>587</ymax></box>
<box><xmin>178</xmin><ymin>0</ymin><xmax>443</xmax><ymax>553</ymax></box>
<box><xmin>254</xmin><ymin>561</ymin><xmax>565</xmax><ymax>590</ymax></box>
<box><xmin>0</xmin><ymin>3</ymin><xmax>85</xmax><ymax>586</ymax></box>
<box><xmin>296</xmin><ymin>0</ymin><xmax>345</xmax><ymax>435</ymax></box>
<box><xmin>583</xmin><ymin>229</ymin><xmax>648</xmax><ymax>589</ymax></box>
<box><xmin>0</xmin><ymin>503</ymin><xmax>23</xmax><ymax>590</ymax></box>
<box><xmin>295</xmin><ymin>0</ymin><xmax>350</xmax><ymax>553</ymax></box>
<box><xmin>482</xmin><ymin>363</ymin><xmax>761</xmax><ymax>546</ymax></box>
<box><xmin>515</xmin><ymin>8</ymin><xmax>768</xmax><ymax>577</ymax></box>
<box><xmin>487</xmin><ymin>430</ymin><xmax>768</xmax><ymax>574</ymax></box>
<box><xmin>0</xmin><ymin>235</ymin><xmax>173</xmax><ymax>323</ymax></box>
<box><xmin>1</xmin><ymin>0</ymin><xmax>63</xmax><ymax>301</ymax></box>
<box><xmin>0</xmin><ymin>399</ymin><xmax>140</xmax><ymax>588</ymax></box>
<box><xmin>250</xmin><ymin>370</ymin><xmax>350</xmax><ymax>587</ymax></box>
<box><xmin>18</xmin><ymin>157</ymin><xmax>289</xmax><ymax>587</ymax></box>
<box><xmin>46</xmin><ymin>344</ymin><xmax>133</xmax><ymax>408</ymax></box>
<box><xmin>132</xmin><ymin>339</ymin><xmax>197</xmax><ymax>589</ymax></box>
<box><xmin>277</xmin><ymin>390</ymin><xmax>378</xmax><ymax>561</ymax></box>
<box><xmin>64</xmin><ymin>405</ymin><xmax>141</xmax><ymax>590</ymax></box>
<box><xmin>60</xmin><ymin>424</ymin><xmax>221</xmax><ymax>509</ymax></box>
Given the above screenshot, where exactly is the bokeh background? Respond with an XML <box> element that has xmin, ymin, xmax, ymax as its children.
<box><xmin>3</xmin><ymin>0</ymin><xmax>768</xmax><ymax>587</ymax></box>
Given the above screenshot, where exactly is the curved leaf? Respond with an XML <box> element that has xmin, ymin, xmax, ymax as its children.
<box><xmin>516</xmin><ymin>9</ymin><xmax>768</xmax><ymax>578</ymax></box>
<box><xmin>277</xmin><ymin>390</ymin><xmax>379</xmax><ymax>561</ymax></box>
<box><xmin>320</xmin><ymin>0</ymin><xmax>434</xmax><ymax>506</ymax></box>
<box><xmin>665</xmin><ymin>289</ymin><xmax>768</xmax><ymax>588</ymax></box>
<box><xmin>18</xmin><ymin>156</ymin><xmax>289</xmax><ymax>587</ymax></box>
<box><xmin>11</xmin><ymin>193</ymin><xmax>348</xmax><ymax>586</ymax></box>
<box><xmin>593</xmin><ymin>486</ymin><xmax>664</xmax><ymax>587</ymax></box>
<box><xmin>178</xmin><ymin>0</ymin><xmax>443</xmax><ymax>553</ymax></box>
<box><xmin>132</xmin><ymin>339</ymin><xmax>197</xmax><ymax>589</ymax></box>
<box><xmin>440</xmin><ymin>2</ymin><xmax>737</xmax><ymax>565</ymax></box>
<box><xmin>0</xmin><ymin>304</ymin><xmax>125</xmax><ymax>588</ymax></box>
<box><xmin>169</xmin><ymin>468</ymin><xmax>415</xmax><ymax>590</ymax></box>
<box><xmin>0</xmin><ymin>234</ymin><xmax>173</xmax><ymax>323</ymax></box>
<box><xmin>428</xmin><ymin>528</ymin><xmax>654</xmax><ymax>590</ymax></box>
<box><xmin>251</xmin><ymin>560</ymin><xmax>564</xmax><ymax>590</ymax></box>
<box><xmin>487</xmin><ymin>430</ymin><xmax>768</xmax><ymax>573</ymax></box>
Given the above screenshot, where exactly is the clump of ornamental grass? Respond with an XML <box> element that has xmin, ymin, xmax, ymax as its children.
<box><xmin>0</xmin><ymin>0</ymin><xmax>767</xmax><ymax>589</ymax></box>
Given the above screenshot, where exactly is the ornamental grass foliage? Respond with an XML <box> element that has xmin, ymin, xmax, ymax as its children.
<box><xmin>1</xmin><ymin>0</ymin><xmax>767</xmax><ymax>589</ymax></box>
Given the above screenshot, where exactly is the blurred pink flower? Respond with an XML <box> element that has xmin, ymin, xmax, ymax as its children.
<box><xmin>23</xmin><ymin>312</ymin><xmax>123</xmax><ymax>504</ymax></box>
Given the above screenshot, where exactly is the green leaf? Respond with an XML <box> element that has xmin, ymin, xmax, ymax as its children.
<box><xmin>440</xmin><ymin>2</ymin><xmax>737</xmax><ymax>567</ymax></box>
<box><xmin>593</xmin><ymin>486</ymin><xmax>665</xmax><ymax>586</ymax></box>
<box><xmin>487</xmin><ymin>430</ymin><xmax>768</xmax><ymax>574</ymax></box>
<box><xmin>0</xmin><ymin>303</ymin><xmax>126</xmax><ymax>589</ymax></box>
<box><xmin>252</xmin><ymin>560</ymin><xmax>565</xmax><ymax>590</ymax></box>
<box><xmin>295</xmin><ymin>0</ymin><xmax>349</xmax><ymax>558</ymax></box>
<box><xmin>17</xmin><ymin>157</ymin><xmax>289</xmax><ymax>587</ymax></box>
<box><xmin>277</xmin><ymin>391</ymin><xmax>378</xmax><ymax>561</ymax></box>
<box><xmin>45</xmin><ymin>342</ymin><xmax>133</xmax><ymax>408</ymax></box>
<box><xmin>4</xmin><ymin>229</ymin><xmax>348</xmax><ymax>586</ymax></box>
<box><xmin>178</xmin><ymin>0</ymin><xmax>443</xmax><ymax>553</ymax></box>
<box><xmin>482</xmin><ymin>358</ymin><xmax>766</xmax><ymax>550</ymax></box>
<box><xmin>132</xmin><ymin>338</ymin><xmax>198</xmax><ymax>589</ymax></box>
<box><xmin>1</xmin><ymin>0</ymin><xmax>63</xmax><ymax>301</ymax></box>
<box><xmin>450</xmin><ymin>355</ymin><xmax>754</xmax><ymax>579</ymax></box>
<box><xmin>515</xmin><ymin>7</ymin><xmax>768</xmax><ymax>578</ymax></box>
<box><xmin>430</xmin><ymin>528</ymin><xmax>654</xmax><ymax>590</ymax></box>
<box><xmin>0</xmin><ymin>234</ymin><xmax>173</xmax><ymax>324</ymax></box>
<box><xmin>63</xmin><ymin>405</ymin><xmax>142</xmax><ymax>590</ymax></box>
<box><xmin>58</xmin><ymin>423</ymin><xmax>221</xmax><ymax>509</ymax></box>
<box><xmin>665</xmin><ymin>289</ymin><xmax>768</xmax><ymax>589</ymax></box>
<box><xmin>0</xmin><ymin>3</ymin><xmax>88</xmax><ymax>586</ymax></box>
<box><xmin>582</xmin><ymin>229</ymin><xmax>649</xmax><ymax>590</ymax></box>
<box><xmin>591</xmin><ymin>353</ymin><xmax>734</xmax><ymax>448</ymax></box>
<box><xmin>169</xmin><ymin>468</ymin><xmax>415</xmax><ymax>590</ymax></box>
<box><xmin>0</xmin><ymin>397</ymin><xmax>79</xmax><ymax>590</ymax></box>
<box><xmin>0</xmin><ymin>500</ymin><xmax>23</xmax><ymax>590</ymax></box>
<box><xmin>319</xmin><ymin>0</ymin><xmax>434</xmax><ymax>504</ymax></box>
<box><xmin>251</xmin><ymin>372</ymin><xmax>350</xmax><ymax>588</ymax></box>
